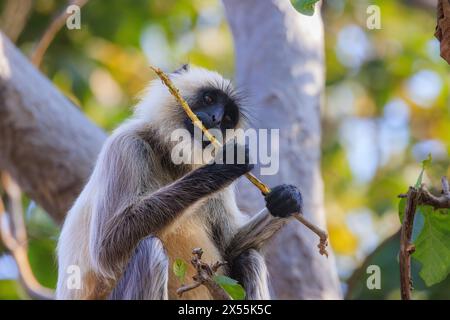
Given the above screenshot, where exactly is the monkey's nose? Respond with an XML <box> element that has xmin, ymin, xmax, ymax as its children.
<box><xmin>197</xmin><ymin>107</ymin><xmax>224</xmax><ymax>129</ymax></box>
<box><xmin>196</xmin><ymin>112</ymin><xmax>214</xmax><ymax>129</ymax></box>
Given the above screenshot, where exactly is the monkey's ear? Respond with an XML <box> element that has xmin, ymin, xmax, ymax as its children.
<box><xmin>172</xmin><ymin>64</ymin><xmax>190</xmax><ymax>74</ymax></box>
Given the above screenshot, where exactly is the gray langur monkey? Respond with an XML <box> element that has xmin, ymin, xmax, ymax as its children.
<box><xmin>56</xmin><ymin>64</ymin><xmax>303</xmax><ymax>300</ymax></box>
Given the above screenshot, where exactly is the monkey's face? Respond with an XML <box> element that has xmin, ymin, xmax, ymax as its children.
<box><xmin>167</xmin><ymin>65</ymin><xmax>246</xmax><ymax>145</ymax></box>
<box><xmin>184</xmin><ymin>86</ymin><xmax>242</xmax><ymax>145</ymax></box>
<box><xmin>136</xmin><ymin>65</ymin><xmax>247</xmax><ymax>166</ymax></box>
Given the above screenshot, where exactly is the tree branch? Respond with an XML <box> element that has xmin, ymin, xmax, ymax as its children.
<box><xmin>399</xmin><ymin>176</ymin><xmax>450</xmax><ymax>300</ymax></box>
<box><xmin>31</xmin><ymin>0</ymin><xmax>89</xmax><ymax>67</ymax></box>
<box><xmin>399</xmin><ymin>186</ymin><xmax>419</xmax><ymax>300</ymax></box>
<box><xmin>420</xmin><ymin>177</ymin><xmax>450</xmax><ymax>209</ymax></box>
<box><xmin>435</xmin><ymin>0</ymin><xmax>450</xmax><ymax>64</ymax></box>
<box><xmin>176</xmin><ymin>248</ymin><xmax>231</xmax><ymax>300</ymax></box>
<box><xmin>0</xmin><ymin>172</ymin><xmax>54</xmax><ymax>300</ymax></box>
<box><xmin>0</xmin><ymin>31</ymin><xmax>106</xmax><ymax>224</ymax></box>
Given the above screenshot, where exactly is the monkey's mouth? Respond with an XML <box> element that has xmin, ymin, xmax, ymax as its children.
<box><xmin>183</xmin><ymin>118</ymin><xmax>217</xmax><ymax>149</ymax></box>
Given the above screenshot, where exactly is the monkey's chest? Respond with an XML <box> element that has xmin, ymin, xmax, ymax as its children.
<box><xmin>160</xmin><ymin>216</ymin><xmax>223</xmax><ymax>300</ymax></box>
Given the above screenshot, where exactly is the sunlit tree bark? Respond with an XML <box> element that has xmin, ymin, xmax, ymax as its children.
<box><xmin>0</xmin><ymin>32</ymin><xmax>106</xmax><ymax>224</ymax></box>
<box><xmin>223</xmin><ymin>0</ymin><xmax>342</xmax><ymax>299</ymax></box>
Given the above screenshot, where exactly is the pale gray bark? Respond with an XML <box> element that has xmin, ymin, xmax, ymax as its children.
<box><xmin>0</xmin><ymin>32</ymin><xmax>106</xmax><ymax>224</ymax></box>
<box><xmin>223</xmin><ymin>0</ymin><xmax>342</xmax><ymax>299</ymax></box>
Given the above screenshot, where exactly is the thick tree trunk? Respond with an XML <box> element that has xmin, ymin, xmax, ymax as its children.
<box><xmin>0</xmin><ymin>32</ymin><xmax>106</xmax><ymax>224</ymax></box>
<box><xmin>223</xmin><ymin>0</ymin><xmax>342</xmax><ymax>299</ymax></box>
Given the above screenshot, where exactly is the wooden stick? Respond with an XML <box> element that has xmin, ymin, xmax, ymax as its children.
<box><xmin>150</xmin><ymin>66</ymin><xmax>328</xmax><ymax>257</ymax></box>
<box><xmin>149</xmin><ymin>66</ymin><xmax>270</xmax><ymax>195</ymax></box>
<box><xmin>399</xmin><ymin>186</ymin><xmax>419</xmax><ymax>300</ymax></box>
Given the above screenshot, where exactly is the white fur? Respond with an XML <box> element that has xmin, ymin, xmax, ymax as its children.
<box><xmin>135</xmin><ymin>66</ymin><xmax>231</xmax><ymax>123</ymax></box>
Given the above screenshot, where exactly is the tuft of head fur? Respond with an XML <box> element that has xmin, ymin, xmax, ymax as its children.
<box><xmin>135</xmin><ymin>66</ymin><xmax>245</xmax><ymax>124</ymax></box>
<box><xmin>132</xmin><ymin>65</ymin><xmax>248</xmax><ymax>166</ymax></box>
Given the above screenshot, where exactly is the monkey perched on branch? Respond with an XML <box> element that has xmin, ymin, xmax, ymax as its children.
<box><xmin>56</xmin><ymin>65</ymin><xmax>303</xmax><ymax>300</ymax></box>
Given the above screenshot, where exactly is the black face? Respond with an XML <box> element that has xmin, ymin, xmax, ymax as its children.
<box><xmin>184</xmin><ymin>87</ymin><xmax>240</xmax><ymax>139</ymax></box>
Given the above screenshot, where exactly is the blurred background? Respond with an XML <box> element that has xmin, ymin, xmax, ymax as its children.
<box><xmin>0</xmin><ymin>0</ymin><xmax>449</xmax><ymax>299</ymax></box>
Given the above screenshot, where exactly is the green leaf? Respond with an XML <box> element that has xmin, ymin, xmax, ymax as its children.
<box><xmin>415</xmin><ymin>153</ymin><xmax>432</xmax><ymax>188</ymax></box>
<box><xmin>173</xmin><ymin>258</ymin><xmax>187</xmax><ymax>283</ymax></box>
<box><xmin>290</xmin><ymin>0</ymin><xmax>320</xmax><ymax>16</ymax></box>
<box><xmin>213</xmin><ymin>275</ymin><xmax>246</xmax><ymax>300</ymax></box>
<box><xmin>411</xmin><ymin>209</ymin><xmax>425</xmax><ymax>243</ymax></box>
<box><xmin>412</xmin><ymin>206</ymin><xmax>450</xmax><ymax>286</ymax></box>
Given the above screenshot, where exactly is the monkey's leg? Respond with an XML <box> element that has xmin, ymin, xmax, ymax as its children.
<box><xmin>109</xmin><ymin>236</ymin><xmax>168</xmax><ymax>300</ymax></box>
<box><xmin>229</xmin><ymin>249</ymin><xmax>270</xmax><ymax>300</ymax></box>
<box><xmin>224</xmin><ymin>209</ymin><xmax>288</xmax><ymax>300</ymax></box>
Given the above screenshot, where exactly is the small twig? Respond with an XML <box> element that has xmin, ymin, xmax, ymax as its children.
<box><xmin>399</xmin><ymin>187</ymin><xmax>419</xmax><ymax>300</ymax></box>
<box><xmin>176</xmin><ymin>248</ymin><xmax>231</xmax><ymax>300</ymax></box>
<box><xmin>294</xmin><ymin>214</ymin><xmax>329</xmax><ymax>257</ymax></box>
<box><xmin>1</xmin><ymin>173</ymin><xmax>26</xmax><ymax>245</ymax></box>
<box><xmin>150</xmin><ymin>66</ymin><xmax>329</xmax><ymax>257</ymax></box>
<box><xmin>31</xmin><ymin>0</ymin><xmax>89</xmax><ymax>67</ymax></box>
<box><xmin>419</xmin><ymin>177</ymin><xmax>450</xmax><ymax>209</ymax></box>
<box><xmin>0</xmin><ymin>173</ymin><xmax>54</xmax><ymax>300</ymax></box>
<box><xmin>176</xmin><ymin>281</ymin><xmax>202</xmax><ymax>295</ymax></box>
<box><xmin>399</xmin><ymin>176</ymin><xmax>450</xmax><ymax>300</ymax></box>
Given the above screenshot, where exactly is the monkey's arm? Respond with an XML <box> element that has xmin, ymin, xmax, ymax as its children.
<box><xmin>91</xmin><ymin>135</ymin><xmax>252</xmax><ymax>277</ymax></box>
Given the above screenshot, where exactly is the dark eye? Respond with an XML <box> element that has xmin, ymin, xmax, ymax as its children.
<box><xmin>203</xmin><ymin>94</ymin><xmax>214</xmax><ymax>105</ymax></box>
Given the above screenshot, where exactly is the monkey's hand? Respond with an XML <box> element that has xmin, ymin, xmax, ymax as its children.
<box><xmin>209</xmin><ymin>141</ymin><xmax>254</xmax><ymax>179</ymax></box>
<box><xmin>265</xmin><ymin>184</ymin><xmax>303</xmax><ymax>218</ymax></box>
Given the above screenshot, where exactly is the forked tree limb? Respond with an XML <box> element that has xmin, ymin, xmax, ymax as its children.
<box><xmin>176</xmin><ymin>248</ymin><xmax>231</xmax><ymax>300</ymax></box>
<box><xmin>399</xmin><ymin>177</ymin><xmax>450</xmax><ymax>300</ymax></box>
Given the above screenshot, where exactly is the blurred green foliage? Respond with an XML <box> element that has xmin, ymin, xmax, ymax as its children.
<box><xmin>322</xmin><ymin>0</ymin><xmax>450</xmax><ymax>299</ymax></box>
<box><xmin>0</xmin><ymin>0</ymin><xmax>449</xmax><ymax>299</ymax></box>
